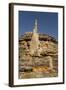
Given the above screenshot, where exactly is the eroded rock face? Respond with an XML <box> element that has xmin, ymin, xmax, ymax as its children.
<box><xmin>19</xmin><ymin>32</ymin><xmax>58</xmax><ymax>79</ymax></box>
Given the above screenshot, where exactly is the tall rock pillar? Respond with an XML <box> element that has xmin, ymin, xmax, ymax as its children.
<box><xmin>30</xmin><ymin>18</ymin><xmax>40</xmax><ymax>56</ymax></box>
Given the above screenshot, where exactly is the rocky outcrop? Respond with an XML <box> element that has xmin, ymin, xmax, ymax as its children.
<box><xmin>20</xmin><ymin>32</ymin><xmax>57</xmax><ymax>42</ymax></box>
<box><xmin>19</xmin><ymin>32</ymin><xmax>58</xmax><ymax>79</ymax></box>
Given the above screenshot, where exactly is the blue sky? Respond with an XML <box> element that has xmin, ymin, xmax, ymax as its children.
<box><xmin>19</xmin><ymin>11</ymin><xmax>58</xmax><ymax>40</ymax></box>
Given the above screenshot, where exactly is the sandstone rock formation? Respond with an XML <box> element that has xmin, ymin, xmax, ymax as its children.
<box><xmin>19</xmin><ymin>32</ymin><xmax>58</xmax><ymax>79</ymax></box>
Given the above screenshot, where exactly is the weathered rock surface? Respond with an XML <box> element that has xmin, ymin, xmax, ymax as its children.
<box><xmin>19</xmin><ymin>32</ymin><xmax>58</xmax><ymax>79</ymax></box>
